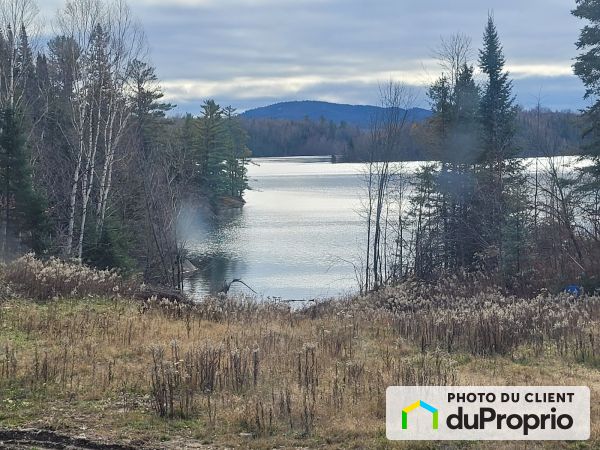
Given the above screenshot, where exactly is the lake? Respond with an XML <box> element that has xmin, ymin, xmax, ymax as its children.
<box><xmin>183</xmin><ymin>156</ymin><xmax>370</xmax><ymax>300</ymax></box>
<box><xmin>182</xmin><ymin>155</ymin><xmax>583</xmax><ymax>301</ymax></box>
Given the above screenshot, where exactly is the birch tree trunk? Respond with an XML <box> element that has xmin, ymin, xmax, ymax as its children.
<box><xmin>57</xmin><ymin>0</ymin><xmax>143</xmax><ymax>259</ymax></box>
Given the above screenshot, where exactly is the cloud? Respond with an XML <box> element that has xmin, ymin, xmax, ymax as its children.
<box><xmin>508</xmin><ymin>65</ymin><xmax>574</xmax><ymax>79</ymax></box>
<box><xmin>161</xmin><ymin>69</ymin><xmax>430</xmax><ymax>101</ymax></box>
<box><xmin>162</xmin><ymin>61</ymin><xmax>581</xmax><ymax>113</ymax></box>
<box><xmin>129</xmin><ymin>0</ymin><xmax>301</xmax><ymax>5</ymax></box>
<box><xmin>34</xmin><ymin>0</ymin><xmax>588</xmax><ymax>111</ymax></box>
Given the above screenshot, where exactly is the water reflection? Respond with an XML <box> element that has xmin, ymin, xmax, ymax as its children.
<box><xmin>185</xmin><ymin>253</ymin><xmax>247</xmax><ymax>295</ymax></box>
<box><xmin>183</xmin><ymin>156</ymin><xmax>364</xmax><ymax>300</ymax></box>
<box><xmin>184</xmin><ymin>205</ymin><xmax>247</xmax><ymax>295</ymax></box>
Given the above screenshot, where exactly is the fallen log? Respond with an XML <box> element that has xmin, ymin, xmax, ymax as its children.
<box><xmin>220</xmin><ymin>279</ymin><xmax>258</xmax><ymax>294</ymax></box>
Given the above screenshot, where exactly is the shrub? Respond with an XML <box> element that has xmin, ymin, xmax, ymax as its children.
<box><xmin>3</xmin><ymin>253</ymin><xmax>138</xmax><ymax>301</ymax></box>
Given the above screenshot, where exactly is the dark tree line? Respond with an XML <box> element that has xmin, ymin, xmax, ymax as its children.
<box><xmin>241</xmin><ymin>109</ymin><xmax>583</xmax><ymax>163</ymax></box>
<box><xmin>0</xmin><ymin>0</ymin><xmax>250</xmax><ymax>288</ymax></box>
<box><xmin>241</xmin><ymin>116</ymin><xmax>366</xmax><ymax>158</ymax></box>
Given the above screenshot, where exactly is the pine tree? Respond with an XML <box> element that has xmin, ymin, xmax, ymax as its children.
<box><xmin>129</xmin><ymin>59</ymin><xmax>173</xmax><ymax>144</ymax></box>
<box><xmin>573</xmin><ymin>0</ymin><xmax>600</xmax><ymax>112</ymax></box>
<box><xmin>122</xmin><ymin>60</ymin><xmax>181</xmax><ymax>281</ymax></box>
<box><xmin>445</xmin><ymin>64</ymin><xmax>481</xmax><ymax>269</ymax></box>
<box><xmin>409</xmin><ymin>164</ymin><xmax>442</xmax><ymax>279</ymax></box>
<box><xmin>196</xmin><ymin>100</ymin><xmax>228</xmax><ymax>198</ymax></box>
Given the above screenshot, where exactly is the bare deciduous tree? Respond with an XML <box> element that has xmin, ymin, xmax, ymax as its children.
<box><xmin>0</xmin><ymin>0</ymin><xmax>39</xmax><ymax>108</ymax></box>
<box><xmin>433</xmin><ymin>32</ymin><xmax>472</xmax><ymax>88</ymax></box>
<box><xmin>362</xmin><ymin>81</ymin><xmax>415</xmax><ymax>292</ymax></box>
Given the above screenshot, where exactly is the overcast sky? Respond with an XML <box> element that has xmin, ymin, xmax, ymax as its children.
<box><xmin>39</xmin><ymin>0</ymin><xmax>588</xmax><ymax>113</ymax></box>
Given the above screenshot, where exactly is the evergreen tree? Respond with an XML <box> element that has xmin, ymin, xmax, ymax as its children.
<box><xmin>452</xmin><ymin>64</ymin><xmax>480</xmax><ymax>164</ymax></box>
<box><xmin>16</xmin><ymin>25</ymin><xmax>35</xmax><ymax>106</ymax></box>
<box><xmin>0</xmin><ymin>106</ymin><xmax>47</xmax><ymax>257</ymax></box>
<box><xmin>47</xmin><ymin>36</ymin><xmax>78</xmax><ymax>99</ymax></box>
<box><xmin>204</xmin><ymin>101</ymin><xmax>226</xmax><ymax>195</ymax></box>
<box><xmin>572</xmin><ymin>0</ymin><xmax>600</xmax><ymax>285</ymax></box>
<box><xmin>478</xmin><ymin>15</ymin><xmax>518</xmax><ymax>164</ymax></box>
<box><xmin>573</xmin><ymin>0</ymin><xmax>600</xmax><ymax>188</ymax></box>
<box><xmin>120</xmin><ymin>59</ymin><xmax>181</xmax><ymax>281</ymax></box>
<box><xmin>409</xmin><ymin>164</ymin><xmax>442</xmax><ymax>279</ymax></box>
<box><xmin>423</xmin><ymin>18</ymin><xmax>524</xmax><ymax>279</ymax></box>
<box><xmin>427</xmin><ymin>75</ymin><xmax>452</xmax><ymax>156</ymax></box>
<box><xmin>426</xmin><ymin>60</ymin><xmax>481</xmax><ymax>272</ymax></box>
<box><xmin>223</xmin><ymin>106</ymin><xmax>250</xmax><ymax>199</ymax></box>
<box><xmin>442</xmin><ymin>64</ymin><xmax>481</xmax><ymax>269</ymax></box>
<box><xmin>476</xmin><ymin>15</ymin><xmax>523</xmax><ymax>277</ymax></box>
<box><xmin>196</xmin><ymin>100</ymin><xmax>228</xmax><ymax>199</ymax></box>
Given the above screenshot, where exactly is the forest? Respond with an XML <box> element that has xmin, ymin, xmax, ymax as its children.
<box><xmin>241</xmin><ymin>108</ymin><xmax>583</xmax><ymax>161</ymax></box>
<box><xmin>0</xmin><ymin>0</ymin><xmax>250</xmax><ymax>288</ymax></box>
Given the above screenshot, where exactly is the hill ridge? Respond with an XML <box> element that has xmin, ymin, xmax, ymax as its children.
<box><xmin>241</xmin><ymin>100</ymin><xmax>431</xmax><ymax>128</ymax></box>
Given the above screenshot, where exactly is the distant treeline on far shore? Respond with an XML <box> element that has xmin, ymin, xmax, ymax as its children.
<box><xmin>239</xmin><ymin>108</ymin><xmax>583</xmax><ymax>161</ymax></box>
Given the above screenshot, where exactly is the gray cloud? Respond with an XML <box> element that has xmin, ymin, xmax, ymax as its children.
<box><xmin>37</xmin><ymin>0</ymin><xmax>588</xmax><ymax>112</ymax></box>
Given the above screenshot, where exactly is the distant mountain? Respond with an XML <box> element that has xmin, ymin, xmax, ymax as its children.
<box><xmin>241</xmin><ymin>100</ymin><xmax>431</xmax><ymax>128</ymax></box>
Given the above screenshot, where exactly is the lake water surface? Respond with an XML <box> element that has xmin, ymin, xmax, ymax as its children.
<box><xmin>184</xmin><ymin>156</ymin><xmax>370</xmax><ymax>300</ymax></box>
<box><xmin>183</xmin><ymin>155</ymin><xmax>583</xmax><ymax>300</ymax></box>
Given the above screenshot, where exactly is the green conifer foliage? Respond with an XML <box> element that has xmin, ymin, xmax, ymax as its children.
<box><xmin>0</xmin><ymin>106</ymin><xmax>48</xmax><ymax>257</ymax></box>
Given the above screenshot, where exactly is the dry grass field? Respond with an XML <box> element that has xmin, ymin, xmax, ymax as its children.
<box><xmin>0</xmin><ymin>256</ymin><xmax>597</xmax><ymax>449</ymax></box>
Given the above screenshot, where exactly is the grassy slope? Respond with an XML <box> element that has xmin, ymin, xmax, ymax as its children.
<box><xmin>0</xmin><ymin>295</ymin><xmax>597</xmax><ymax>450</ymax></box>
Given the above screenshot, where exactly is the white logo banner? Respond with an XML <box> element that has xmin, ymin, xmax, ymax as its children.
<box><xmin>386</xmin><ymin>386</ymin><xmax>590</xmax><ymax>441</ymax></box>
